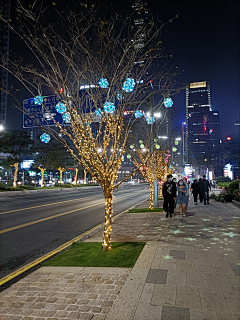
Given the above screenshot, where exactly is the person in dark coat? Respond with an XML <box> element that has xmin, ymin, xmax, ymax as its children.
<box><xmin>202</xmin><ymin>175</ymin><xmax>211</xmax><ymax>205</ymax></box>
<box><xmin>198</xmin><ymin>178</ymin><xmax>203</xmax><ymax>202</ymax></box>
<box><xmin>191</xmin><ymin>179</ymin><xmax>200</xmax><ymax>205</ymax></box>
<box><xmin>163</xmin><ymin>174</ymin><xmax>177</xmax><ymax>218</ymax></box>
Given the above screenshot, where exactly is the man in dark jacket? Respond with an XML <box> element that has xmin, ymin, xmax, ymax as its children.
<box><xmin>198</xmin><ymin>178</ymin><xmax>203</xmax><ymax>203</ymax></box>
<box><xmin>163</xmin><ymin>174</ymin><xmax>177</xmax><ymax>218</ymax></box>
<box><xmin>202</xmin><ymin>175</ymin><xmax>211</xmax><ymax>205</ymax></box>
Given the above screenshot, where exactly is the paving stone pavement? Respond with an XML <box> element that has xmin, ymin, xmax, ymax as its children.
<box><xmin>0</xmin><ymin>192</ymin><xmax>240</xmax><ymax>320</ymax></box>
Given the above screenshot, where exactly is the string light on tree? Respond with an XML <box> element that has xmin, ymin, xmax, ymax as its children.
<box><xmin>40</xmin><ymin>133</ymin><xmax>51</xmax><ymax>143</ymax></box>
<box><xmin>99</xmin><ymin>78</ymin><xmax>109</xmax><ymax>88</ymax></box>
<box><xmin>164</xmin><ymin>98</ymin><xmax>173</xmax><ymax>108</ymax></box>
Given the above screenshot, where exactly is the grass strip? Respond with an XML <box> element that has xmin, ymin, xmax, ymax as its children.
<box><xmin>44</xmin><ymin>242</ymin><xmax>145</xmax><ymax>268</ymax></box>
<box><xmin>129</xmin><ymin>208</ymin><xmax>163</xmax><ymax>213</ymax></box>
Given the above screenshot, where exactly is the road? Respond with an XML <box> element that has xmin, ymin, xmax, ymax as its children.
<box><xmin>0</xmin><ymin>184</ymin><xmax>149</xmax><ymax>279</ymax></box>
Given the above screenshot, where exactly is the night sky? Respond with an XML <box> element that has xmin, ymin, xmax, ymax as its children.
<box><xmin>6</xmin><ymin>0</ymin><xmax>240</xmax><ymax>138</ymax></box>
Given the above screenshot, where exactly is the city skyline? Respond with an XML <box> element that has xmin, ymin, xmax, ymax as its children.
<box><xmin>3</xmin><ymin>0</ymin><xmax>240</xmax><ymax>139</ymax></box>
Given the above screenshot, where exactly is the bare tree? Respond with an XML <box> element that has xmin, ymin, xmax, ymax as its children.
<box><xmin>1</xmin><ymin>2</ymin><xmax>179</xmax><ymax>250</ymax></box>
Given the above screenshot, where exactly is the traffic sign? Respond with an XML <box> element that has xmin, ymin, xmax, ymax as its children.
<box><xmin>23</xmin><ymin>95</ymin><xmax>64</xmax><ymax>128</ymax></box>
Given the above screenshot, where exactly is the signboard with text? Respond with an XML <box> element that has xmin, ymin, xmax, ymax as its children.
<box><xmin>23</xmin><ymin>95</ymin><xmax>64</xmax><ymax>128</ymax></box>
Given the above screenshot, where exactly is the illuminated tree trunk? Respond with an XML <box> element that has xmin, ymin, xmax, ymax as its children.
<box><xmin>102</xmin><ymin>182</ymin><xmax>113</xmax><ymax>251</ymax></box>
<box><xmin>73</xmin><ymin>168</ymin><xmax>78</xmax><ymax>185</ymax></box>
<box><xmin>84</xmin><ymin>170</ymin><xmax>87</xmax><ymax>184</ymax></box>
<box><xmin>38</xmin><ymin>167</ymin><xmax>46</xmax><ymax>188</ymax></box>
<box><xmin>159</xmin><ymin>181</ymin><xmax>163</xmax><ymax>198</ymax></box>
<box><xmin>149</xmin><ymin>182</ymin><xmax>154</xmax><ymax>209</ymax></box>
<box><xmin>11</xmin><ymin>162</ymin><xmax>19</xmax><ymax>188</ymax></box>
<box><xmin>58</xmin><ymin>167</ymin><xmax>65</xmax><ymax>184</ymax></box>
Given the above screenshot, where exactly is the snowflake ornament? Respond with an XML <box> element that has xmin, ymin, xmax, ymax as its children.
<box><xmin>40</xmin><ymin>133</ymin><xmax>51</xmax><ymax>143</ymax></box>
<box><xmin>135</xmin><ymin>110</ymin><xmax>143</xmax><ymax>118</ymax></box>
<box><xmin>104</xmin><ymin>102</ymin><xmax>115</xmax><ymax>113</ymax></box>
<box><xmin>55</xmin><ymin>102</ymin><xmax>67</xmax><ymax>114</ymax></box>
<box><xmin>122</xmin><ymin>78</ymin><xmax>136</xmax><ymax>92</ymax></box>
<box><xmin>164</xmin><ymin>98</ymin><xmax>173</xmax><ymax>108</ymax></box>
<box><xmin>99</xmin><ymin>78</ymin><xmax>109</xmax><ymax>88</ymax></box>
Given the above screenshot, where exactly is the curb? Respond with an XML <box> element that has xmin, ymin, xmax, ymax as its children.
<box><xmin>232</xmin><ymin>199</ymin><xmax>240</xmax><ymax>209</ymax></box>
<box><xmin>0</xmin><ymin>197</ymin><xmax>147</xmax><ymax>291</ymax></box>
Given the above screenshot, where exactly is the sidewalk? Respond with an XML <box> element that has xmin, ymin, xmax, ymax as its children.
<box><xmin>0</xmin><ymin>197</ymin><xmax>240</xmax><ymax>320</ymax></box>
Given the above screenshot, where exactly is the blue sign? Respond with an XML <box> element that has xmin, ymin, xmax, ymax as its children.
<box><xmin>23</xmin><ymin>95</ymin><xmax>64</xmax><ymax>128</ymax></box>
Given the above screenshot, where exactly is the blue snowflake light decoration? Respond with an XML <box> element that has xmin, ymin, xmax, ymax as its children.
<box><xmin>104</xmin><ymin>102</ymin><xmax>115</xmax><ymax>113</ymax></box>
<box><xmin>122</xmin><ymin>78</ymin><xmax>136</xmax><ymax>92</ymax></box>
<box><xmin>95</xmin><ymin>109</ymin><xmax>103</xmax><ymax>116</ymax></box>
<box><xmin>99</xmin><ymin>78</ymin><xmax>109</xmax><ymax>88</ymax></box>
<box><xmin>135</xmin><ymin>110</ymin><xmax>143</xmax><ymax>118</ymax></box>
<box><xmin>117</xmin><ymin>93</ymin><xmax>124</xmax><ymax>101</ymax></box>
<box><xmin>62</xmin><ymin>112</ymin><xmax>71</xmax><ymax>123</ymax></box>
<box><xmin>146</xmin><ymin>116</ymin><xmax>155</xmax><ymax>125</ymax></box>
<box><xmin>164</xmin><ymin>98</ymin><xmax>173</xmax><ymax>108</ymax></box>
<box><xmin>40</xmin><ymin>133</ymin><xmax>51</xmax><ymax>143</ymax></box>
<box><xmin>55</xmin><ymin>102</ymin><xmax>67</xmax><ymax>114</ymax></box>
<box><xmin>34</xmin><ymin>96</ymin><xmax>43</xmax><ymax>105</ymax></box>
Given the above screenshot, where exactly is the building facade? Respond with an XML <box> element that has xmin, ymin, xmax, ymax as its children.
<box><xmin>185</xmin><ymin>81</ymin><xmax>221</xmax><ymax>174</ymax></box>
<box><xmin>0</xmin><ymin>0</ymin><xmax>10</xmax><ymax>127</ymax></box>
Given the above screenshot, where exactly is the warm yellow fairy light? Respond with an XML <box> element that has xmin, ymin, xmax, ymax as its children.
<box><xmin>38</xmin><ymin>166</ymin><xmax>46</xmax><ymax>188</ymax></box>
<box><xmin>10</xmin><ymin>162</ymin><xmax>19</xmax><ymax>188</ymax></box>
<box><xmin>58</xmin><ymin>167</ymin><xmax>65</xmax><ymax>184</ymax></box>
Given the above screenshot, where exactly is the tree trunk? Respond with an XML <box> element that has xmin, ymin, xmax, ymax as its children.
<box><xmin>12</xmin><ymin>162</ymin><xmax>19</xmax><ymax>188</ymax></box>
<box><xmin>159</xmin><ymin>181</ymin><xmax>163</xmax><ymax>198</ymax></box>
<box><xmin>149</xmin><ymin>182</ymin><xmax>154</xmax><ymax>209</ymax></box>
<box><xmin>103</xmin><ymin>183</ymin><xmax>113</xmax><ymax>251</ymax></box>
<box><xmin>41</xmin><ymin>169</ymin><xmax>44</xmax><ymax>188</ymax></box>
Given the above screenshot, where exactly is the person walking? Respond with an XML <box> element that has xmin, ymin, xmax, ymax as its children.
<box><xmin>202</xmin><ymin>175</ymin><xmax>211</xmax><ymax>205</ymax></box>
<box><xmin>198</xmin><ymin>178</ymin><xmax>203</xmax><ymax>203</ymax></box>
<box><xmin>177</xmin><ymin>179</ymin><xmax>188</xmax><ymax>217</ymax></box>
<box><xmin>191</xmin><ymin>179</ymin><xmax>200</xmax><ymax>205</ymax></box>
<box><xmin>163</xmin><ymin>174</ymin><xmax>177</xmax><ymax>218</ymax></box>
<box><xmin>183</xmin><ymin>177</ymin><xmax>190</xmax><ymax>212</ymax></box>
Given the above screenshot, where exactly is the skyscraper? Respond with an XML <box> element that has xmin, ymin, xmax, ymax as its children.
<box><xmin>0</xmin><ymin>0</ymin><xmax>10</xmax><ymax>127</ymax></box>
<box><xmin>185</xmin><ymin>81</ymin><xmax>221</xmax><ymax>171</ymax></box>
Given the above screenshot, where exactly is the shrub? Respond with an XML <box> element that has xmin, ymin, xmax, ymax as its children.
<box><xmin>215</xmin><ymin>194</ymin><xmax>225</xmax><ymax>202</ymax></box>
<box><xmin>215</xmin><ymin>176</ymin><xmax>231</xmax><ymax>182</ymax></box>
<box><xmin>210</xmin><ymin>193</ymin><xmax>217</xmax><ymax>199</ymax></box>
<box><xmin>228</xmin><ymin>180</ymin><xmax>240</xmax><ymax>196</ymax></box>
<box><xmin>233</xmin><ymin>189</ymin><xmax>240</xmax><ymax>202</ymax></box>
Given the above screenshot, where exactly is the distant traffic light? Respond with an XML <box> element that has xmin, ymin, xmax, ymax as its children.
<box><xmin>226</xmin><ymin>136</ymin><xmax>232</xmax><ymax>141</ymax></box>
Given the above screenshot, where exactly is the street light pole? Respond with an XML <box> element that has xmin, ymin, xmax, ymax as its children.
<box><xmin>182</xmin><ymin>122</ymin><xmax>186</xmax><ymax>166</ymax></box>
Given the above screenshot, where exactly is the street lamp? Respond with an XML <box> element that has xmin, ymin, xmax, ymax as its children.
<box><xmin>0</xmin><ymin>124</ymin><xmax>4</xmax><ymax>131</ymax></box>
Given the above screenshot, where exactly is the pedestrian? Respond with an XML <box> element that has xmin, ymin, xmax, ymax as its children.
<box><xmin>191</xmin><ymin>179</ymin><xmax>200</xmax><ymax>205</ymax></box>
<box><xmin>163</xmin><ymin>174</ymin><xmax>177</xmax><ymax>218</ymax></box>
<box><xmin>177</xmin><ymin>179</ymin><xmax>188</xmax><ymax>217</ymax></box>
<box><xmin>172</xmin><ymin>177</ymin><xmax>178</xmax><ymax>212</ymax></box>
<box><xmin>198</xmin><ymin>178</ymin><xmax>203</xmax><ymax>203</ymax></box>
<box><xmin>183</xmin><ymin>178</ymin><xmax>190</xmax><ymax>211</ymax></box>
<box><xmin>202</xmin><ymin>175</ymin><xmax>211</xmax><ymax>205</ymax></box>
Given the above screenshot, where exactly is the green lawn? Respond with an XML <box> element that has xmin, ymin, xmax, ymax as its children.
<box><xmin>129</xmin><ymin>208</ymin><xmax>163</xmax><ymax>213</ymax></box>
<box><xmin>44</xmin><ymin>242</ymin><xmax>145</xmax><ymax>268</ymax></box>
<box><xmin>218</xmin><ymin>182</ymin><xmax>231</xmax><ymax>188</ymax></box>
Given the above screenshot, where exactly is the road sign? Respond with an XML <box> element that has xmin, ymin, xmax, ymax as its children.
<box><xmin>23</xmin><ymin>95</ymin><xmax>64</xmax><ymax>128</ymax></box>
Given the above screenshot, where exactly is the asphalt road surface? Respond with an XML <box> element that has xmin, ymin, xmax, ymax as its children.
<box><xmin>0</xmin><ymin>183</ymin><xmax>149</xmax><ymax>279</ymax></box>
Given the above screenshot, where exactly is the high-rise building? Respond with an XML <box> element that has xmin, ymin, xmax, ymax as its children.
<box><xmin>0</xmin><ymin>0</ymin><xmax>10</xmax><ymax>127</ymax></box>
<box><xmin>185</xmin><ymin>81</ymin><xmax>221</xmax><ymax>169</ymax></box>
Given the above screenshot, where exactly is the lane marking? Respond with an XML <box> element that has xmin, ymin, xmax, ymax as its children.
<box><xmin>0</xmin><ymin>188</ymin><xmax>138</xmax><ymax>215</ymax></box>
<box><xmin>0</xmin><ymin>190</ymin><xmax>146</xmax><ymax>234</ymax></box>
<box><xmin>0</xmin><ymin>197</ymin><xmax>147</xmax><ymax>286</ymax></box>
<box><xmin>0</xmin><ymin>195</ymin><xmax>103</xmax><ymax>215</ymax></box>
